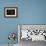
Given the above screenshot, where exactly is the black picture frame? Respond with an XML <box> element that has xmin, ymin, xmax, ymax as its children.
<box><xmin>4</xmin><ymin>7</ymin><xmax>18</xmax><ymax>18</ymax></box>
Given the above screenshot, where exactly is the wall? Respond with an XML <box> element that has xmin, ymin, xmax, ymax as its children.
<box><xmin>0</xmin><ymin>0</ymin><xmax>46</xmax><ymax>44</ymax></box>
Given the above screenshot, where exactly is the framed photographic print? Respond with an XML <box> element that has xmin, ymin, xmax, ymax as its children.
<box><xmin>18</xmin><ymin>24</ymin><xmax>46</xmax><ymax>42</ymax></box>
<box><xmin>4</xmin><ymin>7</ymin><xmax>18</xmax><ymax>18</ymax></box>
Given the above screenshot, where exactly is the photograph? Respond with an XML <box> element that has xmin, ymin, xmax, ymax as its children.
<box><xmin>4</xmin><ymin>7</ymin><xmax>18</xmax><ymax>18</ymax></box>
